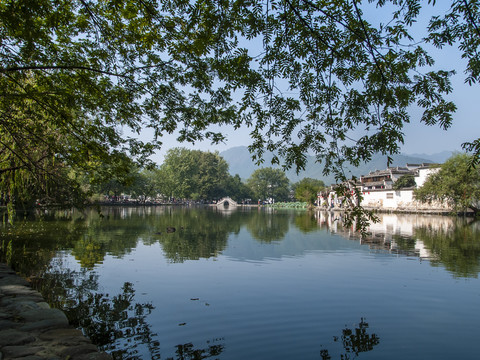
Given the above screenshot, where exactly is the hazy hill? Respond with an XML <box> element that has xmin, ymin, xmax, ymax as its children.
<box><xmin>406</xmin><ymin>151</ymin><xmax>454</xmax><ymax>163</ymax></box>
<box><xmin>220</xmin><ymin>146</ymin><xmax>436</xmax><ymax>185</ymax></box>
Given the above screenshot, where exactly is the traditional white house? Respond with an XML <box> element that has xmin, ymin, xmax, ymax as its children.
<box><xmin>318</xmin><ymin>163</ymin><xmax>447</xmax><ymax>212</ymax></box>
<box><xmin>358</xmin><ymin>163</ymin><xmax>449</xmax><ymax>211</ymax></box>
<box><xmin>359</xmin><ymin>163</ymin><xmax>437</xmax><ymax>190</ymax></box>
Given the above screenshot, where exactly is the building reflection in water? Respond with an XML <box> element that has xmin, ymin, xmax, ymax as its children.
<box><xmin>314</xmin><ymin>210</ymin><xmax>478</xmax><ymax>264</ymax></box>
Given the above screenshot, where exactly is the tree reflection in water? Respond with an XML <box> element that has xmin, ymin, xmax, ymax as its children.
<box><xmin>320</xmin><ymin>318</ymin><xmax>380</xmax><ymax>360</ymax></box>
<box><xmin>167</xmin><ymin>342</ymin><xmax>225</xmax><ymax>360</ymax></box>
<box><xmin>246</xmin><ymin>210</ymin><xmax>290</xmax><ymax>242</ymax></box>
<box><xmin>325</xmin><ymin>213</ymin><xmax>480</xmax><ymax>279</ymax></box>
<box><xmin>32</xmin><ymin>259</ymin><xmax>226</xmax><ymax>360</ymax></box>
<box><xmin>414</xmin><ymin>221</ymin><xmax>480</xmax><ymax>278</ymax></box>
<box><xmin>294</xmin><ymin>211</ymin><xmax>320</xmax><ymax>233</ymax></box>
<box><xmin>32</xmin><ymin>260</ymin><xmax>161</xmax><ymax>360</ymax></box>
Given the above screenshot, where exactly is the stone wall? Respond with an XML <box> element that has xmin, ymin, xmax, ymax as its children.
<box><xmin>360</xmin><ymin>189</ymin><xmax>451</xmax><ymax>212</ymax></box>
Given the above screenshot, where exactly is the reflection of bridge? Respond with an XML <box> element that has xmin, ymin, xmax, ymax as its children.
<box><xmin>216</xmin><ymin>197</ymin><xmax>238</xmax><ymax>208</ymax></box>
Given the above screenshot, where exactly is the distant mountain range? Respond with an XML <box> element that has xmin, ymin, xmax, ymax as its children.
<box><xmin>406</xmin><ymin>151</ymin><xmax>455</xmax><ymax>164</ymax></box>
<box><xmin>220</xmin><ymin>146</ymin><xmax>454</xmax><ymax>185</ymax></box>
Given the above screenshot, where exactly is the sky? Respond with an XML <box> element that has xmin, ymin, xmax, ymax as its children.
<box><xmin>142</xmin><ymin>2</ymin><xmax>480</xmax><ymax>165</ymax></box>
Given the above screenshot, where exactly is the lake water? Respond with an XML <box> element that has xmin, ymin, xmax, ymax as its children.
<box><xmin>1</xmin><ymin>206</ymin><xmax>480</xmax><ymax>360</ymax></box>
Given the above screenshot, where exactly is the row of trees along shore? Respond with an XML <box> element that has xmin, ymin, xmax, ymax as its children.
<box><xmin>89</xmin><ymin>147</ymin><xmax>326</xmax><ymax>206</ymax></box>
<box><xmin>2</xmin><ymin>1</ymin><xmax>480</xmax><ymax>230</ymax></box>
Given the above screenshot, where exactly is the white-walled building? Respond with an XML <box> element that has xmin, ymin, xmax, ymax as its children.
<box><xmin>358</xmin><ymin>163</ymin><xmax>448</xmax><ymax>211</ymax></box>
<box><xmin>319</xmin><ymin>163</ymin><xmax>448</xmax><ymax>212</ymax></box>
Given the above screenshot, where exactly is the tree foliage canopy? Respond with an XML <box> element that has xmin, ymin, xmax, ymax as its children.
<box><xmin>186</xmin><ymin>0</ymin><xmax>478</xmax><ymax>176</ymax></box>
<box><xmin>223</xmin><ymin>174</ymin><xmax>253</xmax><ymax>203</ymax></box>
<box><xmin>393</xmin><ymin>174</ymin><xmax>416</xmax><ymax>190</ymax></box>
<box><xmin>293</xmin><ymin>177</ymin><xmax>325</xmax><ymax>205</ymax></box>
<box><xmin>247</xmin><ymin>167</ymin><xmax>290</xmax><ymax>202</ymax></box>
<box><xmin>415</xmin><ymin>153</ymin><xmax>480</xmax><ymax>213</ymax></box>
<box><xmin>159</xmin><ymin>147</ymin><xmax>231</xmax><ymax>200</ymax></box>
<box><xmin>0</xmin><ymin>0</ymin><xmax>238</xmax><ymax>209</ymax></box>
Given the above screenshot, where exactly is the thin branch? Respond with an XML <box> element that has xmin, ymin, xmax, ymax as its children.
<box><xmin>78</xmin><ymin>0</ymin><xmax>103</xmax><ymax>41</ymax></box>
<box><xmin>301</xmin><ymin>0</ymin><xmax>352</xmax><ymax>31</ymax></box>
<box><xmin>0</xmin><ymin>135</ymin><xmax>51</xmax><ymax>174</ymax></box>
<box><xmin>0</xmin><ymin>165</ymin><xmax>25</xmax><ymax>174</ymax></box>
<box><xmin>351</xmin><ymin>1</ymin><xmax>388</xmax><ymax>85</ymax></box>
<box><xmin>4</xmin><ymin>73</ymin><xmax>88</xmax><ymax>147</ymax></box>
<box><xmin>0</xmin><ymin>65</ymin><xmax>133</xmax><ymax>79</ymax></box>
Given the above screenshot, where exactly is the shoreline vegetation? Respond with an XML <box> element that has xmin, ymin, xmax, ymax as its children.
<box><xmin>1</xmin><ymin>201</ymin><xmax>468</xmax><ymax>219</ymax></box>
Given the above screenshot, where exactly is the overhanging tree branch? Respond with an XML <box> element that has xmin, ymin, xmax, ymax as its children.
<box><xmin>462</xmin><ymin>0</ymin><xmax>480</xmax><ymax>39</ymax></box>
<box><xmin>284</xmin><ymin>0</ymin><xmax>341</xmax><ymax>57</ymax></box>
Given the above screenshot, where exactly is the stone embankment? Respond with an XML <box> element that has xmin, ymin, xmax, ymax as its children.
<box><xmin>0</xmin><ymin>263</ymin><xmax>112</xmax><ymax>360</ymax></box>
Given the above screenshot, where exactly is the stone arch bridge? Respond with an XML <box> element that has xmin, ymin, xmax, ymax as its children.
<box><xmin>216</xmin><ymin>197</ymin><xmax>238</xmax><ymax>208</ymax></box>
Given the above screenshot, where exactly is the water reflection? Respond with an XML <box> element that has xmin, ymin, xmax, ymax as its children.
<box><xmin>370</xmin><ymin>217</ymin><xmax>480</xmax><ymax>279</ymax></box>
<box><xmin>152</xmin><ymin>208</ymin><xmax>241</xmax><ymax>262</ymax></box>
<box><xmin>318</xmin><ymin>212</ymin><xmax>480</xmax><ymax>278</ymax></box>
<box><xmin>2</xmin><ymin>207</ymin><xmax>480</xmax><ymax>278</ymax></box>
<box><xmin>31</xmin><ymin>260</ymin><xmax>161</xmax><ymax>359</ymax></box>
<box><xmin>294</xmin><ymin>212</ymin><xmax>319</xmax><ymax>233</ymax></box>
<box><xmin>246</xmin><ymin>210</ymin><xmax>290</xmax><ymax>242</ymax></box>
<box><xmin>414</xmin><ymin>221</ymin><xmax>480</xmax><ymax>278</ymax></box>
<box><xmin>320</xmin><ymin>318</ymin><xmax>380</xmax><ymax>360</ymax></box>
<box><xmin>167</xmin><ymin>342</ymin><xmax>225</xmax><ymax>360</ymax></box>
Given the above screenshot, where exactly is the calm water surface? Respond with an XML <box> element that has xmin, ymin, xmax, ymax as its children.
<box><xmin>1</xmin><ymin>207</ymin><xmax>480</xmax><ymax>360</ymax></box>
